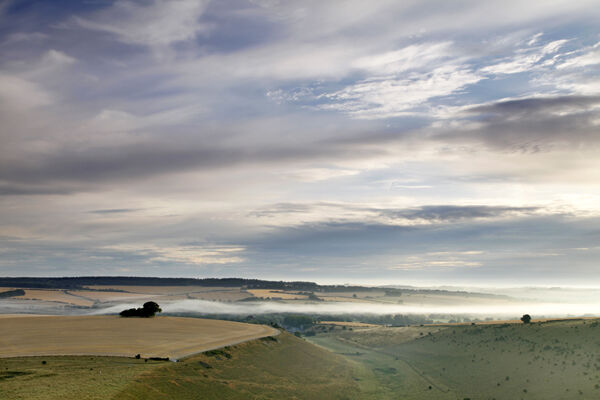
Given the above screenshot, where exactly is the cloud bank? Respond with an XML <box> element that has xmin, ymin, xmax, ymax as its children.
<box><xmin>0</xmin><ymin>1</ymin><xmax>599</xmax><ymax>285</ymax></box>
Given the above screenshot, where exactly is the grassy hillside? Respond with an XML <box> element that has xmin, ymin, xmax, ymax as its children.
<box><xmin>310</xmin><ymin>319</ymin><xmax>600</xmax><ymax>399</ymax></box>
<box><xmin>1</xmin><ymin>332</ymin><xmax>370</xmax><ymax>400</ymax></box>
<box><xmin>116</xmin><ymin>332</ymin><xmax>365</xmax><ymax>399</ymax></box>
<box><xmin>0</xmin><ymin>356</ymin><xmax>162</xmax><ymax>400</ymax></box>
<box><xmin>6</xmin><ymin>318</ymin><xmax>597</xmax><ymax>399</ymax></box>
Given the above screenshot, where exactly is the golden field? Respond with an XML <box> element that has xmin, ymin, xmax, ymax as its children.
<box><xmin>0</xmin><ymin>288</ymin><xmax>95</xmax><ymax>307</ymax></box>
<box><xmin>247</xmin><ymin>289</ymin><xmax>308</xmax><ymax>300</ymax></box>
<box><xmin>83</xmin><ymin>285</ymin><xmax>236</xmax><ymax>295</ymax></box>
<box><xmin>318</xmin><ymin>320</ymin><xmax>380</xmax><ymax>327</ymax></box>
<box><xmin>66</xmin><ymin>290</ymin><xmax>151</xmax><ymax>302</ymax></box>
<box><xmin>0</xmin><ymin>315</ymin><xmax>279</xmax><ymax>359</ymax></box>
<box><xmin>187</xmin><ymin>289</ymin><xmax>252</xmax><ymax>301</ymax></box>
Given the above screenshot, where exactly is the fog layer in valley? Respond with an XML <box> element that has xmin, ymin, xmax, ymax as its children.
<box><xmin>96</xmin><ymin>299</ymin><xmax>599</xmax><ymax>319</ymax></box>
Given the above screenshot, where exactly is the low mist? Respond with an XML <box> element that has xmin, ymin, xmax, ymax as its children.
<box><xmin>94</xmin><ymin>299</ymin><xmax>600</xmax><ymax>319</ymax></box>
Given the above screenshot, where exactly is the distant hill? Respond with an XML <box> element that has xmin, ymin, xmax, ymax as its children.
<box><xmin>0</xmin><ymin>276</ymin><xmax>504</xmax><ymax>298</ymax></box>
<box><xmin>0</xmin><ymin>276</ymin><xmax>319</xmax><ymax>290</ymax></box>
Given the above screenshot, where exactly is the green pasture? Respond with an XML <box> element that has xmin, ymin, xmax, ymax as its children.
<box><xmin>310</xmin><ymin>319</ymin><xmax>600</xmax><ymax>399</ymax></box>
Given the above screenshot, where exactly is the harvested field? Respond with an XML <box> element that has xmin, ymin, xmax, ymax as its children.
<box><xmin>187</xmin><ymin>290</ymin><xmax>252</xmax><ymax>301</ymax></box>
<box><xmin>398</xmin><ymin>293</ymin><xmax>516</xmax><ymax>306</ymax></box>
<box><xmin>84</xmin><ymin>285</ymin><xmax>241</xmax><ymax>295</ymax></box>
<box><xmin>320</xmin><ymin>296</ymin><xmax>376</xmax><ymax>303</ymax></box>
<box><xmin>9</xmin><ymin>289</ymin><xmax>94</xmax><ymax>307</ymax></box>
<box><xmin>0</xmin><ymin>315</ymin><xmax>279</xmax><ymax>359</ymax></box>
<box><xmin>247</xmin><ymin>289</ymin><xmax>308</xmax><ymax>300</ymax></box>
<box><xmin>318</xmin><ymin>291</ymin><xmax>386</xmax><ymax>299</ymax></box>
<box><xmin>66</xmin><ymin>290</ymin><xmax>151</xmax><ymax>302</ymax></box>
<box><xmin>319</xmin><ymin>321</ymin><xmax>380</xmax><ymax>327</ymax></box>
<box><xmin>0</xmin><ymin>314</ymin><xmax>55</xmax><ymax>318</ymax></box>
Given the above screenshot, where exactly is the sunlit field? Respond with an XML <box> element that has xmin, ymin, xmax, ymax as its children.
<box><xmin>0</xmin><ymin>315</ymin><xmax>277</xmax><ymax>359</ymax></box>
<box><xmin>1</xmin><ymin>333</ymin><xmax>364</xmax><ymax>400</ymax></box>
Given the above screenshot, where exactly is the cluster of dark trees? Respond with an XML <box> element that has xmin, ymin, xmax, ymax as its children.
<box><xmin>120</xmin><ymin>301</ymin><xmax>162</xmax><ymax>318</ymax></box>
<box><xmin>0</xmin><ymin>288</ymin><xmax>25</xmax><ymax>298</ymax></box>
<box><xmin>0</xmin><ymin>277</ymin><xmax>319</xmax><ymax>290</ymax></box>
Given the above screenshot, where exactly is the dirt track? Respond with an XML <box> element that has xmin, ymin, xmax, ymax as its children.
<box><xmin>0</xmin><ymin>315</ymin><xmax>279</xmax><ymax>359</ymax></box>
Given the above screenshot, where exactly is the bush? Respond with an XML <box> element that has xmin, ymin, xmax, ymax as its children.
<box><xmin>521</xmin><ymin>314</ymin><xmax>532</xmax><ymax>324</ymax></box>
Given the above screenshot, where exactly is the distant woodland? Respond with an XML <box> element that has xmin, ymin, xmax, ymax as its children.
<box><xmin>0</xmin><ymin>288</ymin><xmax>25</xmax><ymax>298</ymax></box>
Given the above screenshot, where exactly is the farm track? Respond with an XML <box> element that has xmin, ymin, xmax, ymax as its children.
<box><xmin>335</xmin><ymin>336</ymin><xmax>454</xmax><ymax>394</ymax></box>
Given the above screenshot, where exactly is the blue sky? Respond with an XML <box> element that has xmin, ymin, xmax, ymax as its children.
<box><xmin>1</xmin><ymin>0</ymin><xmax>600</xmax><ymax>285</ymax></box>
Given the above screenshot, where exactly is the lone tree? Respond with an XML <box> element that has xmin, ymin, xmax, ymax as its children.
<box><xmin>120</xmin><ymin>301</ymin><xmax>162</xmax><ymax>318</ymax></box>
<box><xmin>520</xmin><ymin>314</ymin><xmax>532</xmax><ymax>324</ymax></box>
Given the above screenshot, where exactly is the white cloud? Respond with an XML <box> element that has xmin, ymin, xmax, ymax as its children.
<box><xmin>287</xmin><ymin>168</ymin><xmax>360</xmax><ymax>182</ymax></box>
<box><xmin>388</xmin><ymin>251</ymin><xmax>484</xmax><ymax>270</ymax></box>
<box><xmin>389</xmin><ymin>260</ymin><xmax>482</xmax><ymax>270</ymax></box>
<box><xmin>74</xmin><ymin>0</ymin><xmax>211</xmax><ymax>47</ymax></box>
<box><xmin>557</xmin><ymin>44</ymin><xmax>600</xmax><ymax>69</ymax></box>
<box><xmin>552</xmin><ymin>75</ymin><xmax>600</xmax><ymax>95</ymax></box>
<box><xmin>22</xmin><ymin>49</ymin><xmax>77</xmax><ymax>79</ymax></box>
<box><xmin>481</xmin><ymin>39</ymin><xmax>568</xmax><ymax>75</ymax></box>
<box><xmin>532</xmin><ymin>42</ymin><xmax>600</xmax><ymax>95</ymax></box>
<box><xmin>41</xmin><ymin>49</ymin><xmax>76</xmax><ymax>66</ymax></box>
<box><xmin>83</xmin><ymin>105</ymin><xmax>204</xmax><ymax>134</ymax></box>
<box><xmin>106</xmin><ymin>244</ymin><xmax>246</xmax><ymax>265</ymax></box>
<box><xmin>320</xmin><ymin>65</ymin><xmax>482</xmax><ymax>119</ymax></box>
<box><xmin>151</xmin><ymin>245</ymin><xmax>245</xmax><ymax>265</ymax></box>
<box><xmin>527</xmin><ymin>32</ymin><xmax>543</xmax><ymax>46</ymax></box>
<box><xmin>2</xmin><ymin>0</ymin><xmax>600</xmax><ymax>283</ymax></box>
<box><xmin>351</xmin><ymin>42</ymin><xmax>453</xmax><ymax>75</ymax></box>
<box><xmin>0</xmin><ymin>32</ymin><xmax>48</xmax><ymax>46</ymax></box>
<box><xmin>0</xmin><ymin>73</ymin><xmax>52</xmax><ymax>109</ymax></box>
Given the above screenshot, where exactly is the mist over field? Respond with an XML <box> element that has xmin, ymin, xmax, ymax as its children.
<box><xmin>96</xmin><ymin>297</ymin><xmax>600</xmax><ymax>319</ymax></box>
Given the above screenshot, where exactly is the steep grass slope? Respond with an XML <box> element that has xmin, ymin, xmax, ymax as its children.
<box><xmin>117</xmin><ymin>332</ymin><xmax>365</xmax><ymax>399</ymax></box>
<box><xmin>1</xmin><ymin>332</ymin><xmax>368</xmax><ymax>400</ymax></box>
<box><xmin>311</xmin><ymin>319</ymin><xmax>600</xmax><ymax>399</ymax></box>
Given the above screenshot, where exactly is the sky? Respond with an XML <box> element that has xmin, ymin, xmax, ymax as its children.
<box><xmin>0</xmin><ymin>0</ymin><xmax>599</xmax><ymax>286</ymax></box>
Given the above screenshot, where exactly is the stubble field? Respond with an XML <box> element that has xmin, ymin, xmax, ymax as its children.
<box><xmin>0</xmin><ymin>315</ymin><xmax>278</xmax><ymax>359</ymax></box>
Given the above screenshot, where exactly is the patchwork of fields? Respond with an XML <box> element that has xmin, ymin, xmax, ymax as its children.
<box><xmin>0</xmin><ymin>286</ymin><xmax>254</xmax><ymax>309</ymax></box>
<box><xmin>3</xmin><ymin>282</ymin><xmax>599</xmax><ymax>398</ymax></box>
<box><xmin>0</xmin><ymin>284</ymin><xmax>520</xmax><ymax>315</ymax></box>
<box><xmin>2</xmin><ymin>312</ymin><xmax>599</xmax><ymax>399</ymax></box>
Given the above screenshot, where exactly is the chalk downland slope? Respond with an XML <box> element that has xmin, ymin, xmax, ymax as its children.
<box><xmin>310</xmin><ymin>318</ymin><xmax>600</xmax><ymax>399</ymax></box>
<box><xmin>0</xmin><ymin>315</ymin><xmax>278</xmax><ymax>359</ymax></box>
<box><xmin>117</xmin><ymin>332</ymin><xmax>365</xmax><ymax>400</ymax></box>
<box><xmin>0</xmin><ymin>332</ymin><xmax>367</xmax><ymax>400</ymax></box>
